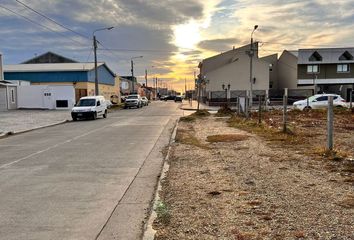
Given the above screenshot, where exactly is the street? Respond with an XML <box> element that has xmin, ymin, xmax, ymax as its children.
<box><xmin>0</xmin><ymin>101</ymin><xmax>182</xmax><ymax>240</ymax></box>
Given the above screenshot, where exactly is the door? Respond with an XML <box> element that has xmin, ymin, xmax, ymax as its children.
<box><xmin>312</xmin><ymin>96</ymin><xmax>328</xmax><ymax>109</ymax></box>
<box><xmin>43</xmin><ymin>89</ymin><xmax>53</xmax><ymax>109</ymax></box>
<box><xmin>75</xmin><ymin>89</ymin><xmax>87</xmax><ymax>103</ymax></box>
<box><xmin>0</xmin><ymin>87</ymin><xmax>7</xmax><ymax>110</ymax></box>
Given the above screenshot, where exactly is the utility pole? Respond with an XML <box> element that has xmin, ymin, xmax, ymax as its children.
<box><xmin>93</xmin><ymin>27</ymin><xmax>114</xmax><ymax>96</ymax></box>
<box><xmin>248</xmin><ymin>25</ymin><xmax>258</xmax><ymax>108</ymax></box>
<box><xmin>145</xmin><ymin>69</ymin><xmax>148</xmax><ymax>87</ymax></box>
<box><xmin>130</xmin><ymin>56</ymin><xmax>143</xmax><ymax>94</ymax></box>
<box><xmin>185</xmin><ymin>77</ymin><xmax>187</xmax><ymax>95</ymax></box>
<box><xmin>131</xmin><ymin>59</ymin><xmax>134</xmax><ymax>93</ymax></box>
<box><xmin>93</xmin><ymin>35</ymin><xmax>99</xmax><ymax>95</ymax></box>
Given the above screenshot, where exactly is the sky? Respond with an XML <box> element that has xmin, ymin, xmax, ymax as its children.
<box><xmin>1</xmin><ymin>0</ymin><xmax>354</xmax><ymax>93</ymax></box>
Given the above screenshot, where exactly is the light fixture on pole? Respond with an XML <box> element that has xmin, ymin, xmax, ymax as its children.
<box><xmin>131</xmin><ymin>56</ymin><xmax>143</xmax><ymax>93</ymax></box>
<box><xmin>93</xmin><ymin>26</ymin><xmax>114</xmax><ymax>95</ymax></box>
<box><xmin>249</xmin><ymin>24</ymin><xmax>258</xmax><ymax>107</ymax></box>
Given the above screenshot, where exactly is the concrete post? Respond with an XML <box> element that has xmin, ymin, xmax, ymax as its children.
<box><xmin>258</xmin><ymin>95</ymin><xmax>262</xmax><ymax>124</ymax></box>
<box><xmin>327</xmin><ymin>96</ymin><xmax>334</xmax><ymax>150</ymax></box>
<box><xmin>265</xmin><ymin>89</ymin><xmax>269</xmax><ymax>111</ymax></box>
<box><xmin>283</xmin><ymin>88</ymin><xmax>288</xmax><ymax>133</ymax></box>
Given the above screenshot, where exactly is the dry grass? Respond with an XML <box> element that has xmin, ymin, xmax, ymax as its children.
<box><xmin>338</xmin><ymin>195</ymin><xmax>354</xmax><ymax>209</ymax></box>
<box><xmin>312</xmin><ymin>146</ymin><xmax>351</xmax><ymax>161</ymax></box>
<box><xmin>206</xmin><ymin>134</ymin><xmax>249</xmax><ymax>143</ymax></box>
<box><xmin>215</xmin><ymin>105</ymin><xmax>235</xmax><ymax>117</ymax></box>
<box><xmin>175</xmin><ymin>129</ymin><xmax>209</xmax><ymax>149</ymax></box>
<box><xmin>180</xmin><ymin>110</ymin><xmax>211</xmax><ymax>122</ymax></box>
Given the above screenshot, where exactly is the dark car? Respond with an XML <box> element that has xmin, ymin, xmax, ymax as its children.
<box><xmin>174</xmin><ymin>96</ymin><xmax>182</xmax><ymax>102</ymax></box>
<box><xmin>164</xmin><ymin>95</ymin><xmax>176</xmax><ymax>101</ymax></box>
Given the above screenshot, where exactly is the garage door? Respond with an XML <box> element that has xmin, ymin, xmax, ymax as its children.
<box><xmin>0</xmin><ymin>88</ymin><xmax>7</xmax><ymax>110</ymax></box>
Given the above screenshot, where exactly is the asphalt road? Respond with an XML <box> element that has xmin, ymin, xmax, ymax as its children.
<box><xmin>0</xmin><ymin>101</ymin><xmax>183</xmax><ymax>240</ymax></box>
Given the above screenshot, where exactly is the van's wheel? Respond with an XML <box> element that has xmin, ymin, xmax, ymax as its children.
<box><xmin>103</xmin><ymin>110</ymin><xmax>107</xmax><ymax>118</ymax></box>
<box><xmin>92</xmin><ymin>112</ymin><xmax>97</xmax><ymax>120</ymax></box>
<box><xmin>72</xmin><ymin>117</ymin><xmax>77</xmax><ymax>121</ymax></box>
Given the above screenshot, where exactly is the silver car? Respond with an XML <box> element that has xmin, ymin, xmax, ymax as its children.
<box><xmin>124</xmin><ymin>94</ymin><xmax>143</xmax><ymax>109</ymax></box>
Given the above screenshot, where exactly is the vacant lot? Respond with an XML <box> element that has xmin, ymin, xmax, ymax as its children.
<box><xmin>153</xmin><ymin>109</ymin><xmax>354</xmax><ymax>239</ymax></box>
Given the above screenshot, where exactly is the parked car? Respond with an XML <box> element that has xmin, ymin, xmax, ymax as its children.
<box><xmin>293</xmin><ymin>94</ymin><xmax>348</xmax><ymax>110</ymax></box>
<box><xmin>124</xmin><ymin>94</ymin><xmax>143</xmax><ymax>109</ymax></box>
<box><xmin>71</xmin><ymin>96</ymin><xmax>107</xmax><ymax>121</ymax></box>
<box><xmin>160</xmin><ymin>95</ymin><xmax>167</xmax><ymax>101</ymax></box>
<box><xmin>141</xmin><ymin>96</ymin><xmax>149</xmax><ymax>106</ymax></box>
<box><xmin>164</xmin><ymin>95</ymin><xmax>176</xmax><ymax>101</ymax></box>
<box><xmin>175</xmin><ymin>95</ymin><xmax>183</xmax><ymax>102</ymax></box>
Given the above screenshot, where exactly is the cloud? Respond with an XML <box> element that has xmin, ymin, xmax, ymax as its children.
<box><xmin>198</xmin><ymin>38</ymin><xmax>239</xmax><ymax>52</ymax></box>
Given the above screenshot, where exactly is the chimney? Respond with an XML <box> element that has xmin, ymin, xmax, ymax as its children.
<box><xmin>0</xmin><ymin>53</ymin><xmax>3</xmax><ymax>81</ymax></box>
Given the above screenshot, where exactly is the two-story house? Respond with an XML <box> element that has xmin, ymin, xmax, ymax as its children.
<box><xmin>298</xmin><ymin>48</ymin><xmax>354</xmax><ymax>101</ymax></box>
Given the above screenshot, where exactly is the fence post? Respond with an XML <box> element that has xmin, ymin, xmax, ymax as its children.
<box><xmin>265</xmin><ymin>89</ymin><xmax>269</xmax><ymax>111</ymax></box>
<box><xmin>350</xmin><ymin>89</ymin><xmax>353</xmax><ymax>109</ymax></box>
<box><xmin>258</xmin><ymin>95</ymin><xmax>262</xmax><ymax>124</ymax></box>
<box><xmin>283</xmin><ymin>88</ymin><xmax>288</xmax><ymax>133</ymax></box>
<box><xmin>327</xmin><ymin>96</ymin><xmax>334</xmax><ymax>150</ymax></box>
<box><xmin>245</xmin><ymin>90</ymin><xmax>249</xmax><ymax>119</ymax></box>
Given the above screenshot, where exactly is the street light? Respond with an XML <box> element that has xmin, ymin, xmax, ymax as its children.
<box><xmin>93</xmin><ymin>26</ymin><xmax>114</xmax><ymax>95</ymax></box>
<box><xmin>249</xmin><ymin>24</ymin><xmax>258</xmax><ymax>107</ymax></box>
<box><xmin>131</xmin><ymin>56</ymin><xmax>143</xmax><ymax>93</ymax></box>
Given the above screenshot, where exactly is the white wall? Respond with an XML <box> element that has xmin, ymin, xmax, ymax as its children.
<box><xmin>205</xmin><ymin>54</ymin><xmax>269</xmax><ymax>92</ymax></box>
<box><xmin>17</xmin><ymin>85</ymin><xmax>75</xmax><ymax>109</ymax></box>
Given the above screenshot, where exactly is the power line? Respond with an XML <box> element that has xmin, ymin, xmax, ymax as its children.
<box><xmin>0</xmin><ymin>4</ymin><xmax>86</xmax><ymax>47</ymax></box>
<box><xmin>15</xmin><ymin>0</ymin><xmax>90</xmax><ymax>41</ymax></box>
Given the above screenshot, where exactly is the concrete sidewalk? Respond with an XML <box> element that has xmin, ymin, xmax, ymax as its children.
<box><xmin>0</xmin><ymin>110</ymin><xmax>71</xmax><ymax>136</ymax></box>
<box><xmin>180</xmin><ymin>100</ymin><xmax>220</xmax><ymax>111</ymax></box>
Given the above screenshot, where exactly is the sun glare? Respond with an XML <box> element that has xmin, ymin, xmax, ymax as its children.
<box><xmin>173</xmin><ymin>21</ymin><xmax>201</xmax><ymax>49</ymax></box>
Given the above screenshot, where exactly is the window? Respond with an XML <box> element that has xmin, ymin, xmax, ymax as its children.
<box><xmin>337</xmin><ymin>64</ymin><xmax>349</xmax><ymax>73</ymax></box>
<box><xmin>309</xmin><ymin>51</ymin><xmax>323</xmax><ymax>61</ymax></box>
<box><xmin>316</xmin><ymin>96</ymin><xmax>328</xmax><ymax>102</ymax></box>
<box><xmin>307</xmin><ymin>65</ymin><xmax>319</xmax><ymax>73</ymax></box>
<box><xmin>339</xmin><ymin>51</ymin><xmax>353</xmax><ymax>61</ymax></box>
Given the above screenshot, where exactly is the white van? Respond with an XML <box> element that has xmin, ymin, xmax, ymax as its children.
<box><xmin>71</xmin><ymin>96</ymin><xmax>108</xmax><ymax>121</ymax></box>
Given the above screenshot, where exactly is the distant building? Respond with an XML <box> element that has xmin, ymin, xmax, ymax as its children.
<box><xmin>199</xmin><ymin>43</ymin><xmax>271</xmax><ymax>106</ymax></box>
<box><xmin>298</xmin><ymin>47</ymin><xmax>354</xmax><ymax>101</ymax></box>
<box><xmin>4</xmin><ymin>53</ymin><xmax>120</xmax><ymax>102</ymax></box>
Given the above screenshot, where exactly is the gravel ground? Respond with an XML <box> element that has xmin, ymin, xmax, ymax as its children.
<box><xmin>0</xmin><ymin>110</ymin><xmax>71</xmax><ymax>134</ymax></box>
<box><xmin>153</xmin><ymin>115</ymin><xmax>354</xmax><ymax>240</ymax></box>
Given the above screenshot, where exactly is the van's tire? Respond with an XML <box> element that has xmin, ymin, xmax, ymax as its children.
<box><xmin>72</xmin><ymin>117</ymin><xmax>77</xmax><ymax>121</ymax></box>
<box><xmin>92</xmin><ymin>112</ymin><xmax>97</xmax><ymax>120</ymax></box>
<box><xmin>103</xmin><ymin>110</ymin><xmax>107</xmax><ymax>118</ymax></box>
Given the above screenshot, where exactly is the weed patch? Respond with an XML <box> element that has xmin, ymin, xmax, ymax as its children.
<box><xmin>207</xmin><ymin>134</ymin><xmax>249</xmax><ymax>143</ymax></box>
<box><xmin>155</xmin><ymin>201</ymin><xmax>171</xmax><ymax>224</ymax></box>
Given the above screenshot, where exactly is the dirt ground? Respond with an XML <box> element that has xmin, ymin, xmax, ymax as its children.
<box><xmin>153</xmin><ymin>109</ymin><xmax>354</xmax><ymax>240</ymax></box>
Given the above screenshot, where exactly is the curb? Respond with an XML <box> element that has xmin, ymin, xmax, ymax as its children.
<box><xmin>0</xmin><ymin>119</ymin><xmax>70</xmax><ymax>139</ymax></box>
<box><xmin>142</xmin><ymin>119</ymin><xmax>179</xmax><ymax>240</ymax></box>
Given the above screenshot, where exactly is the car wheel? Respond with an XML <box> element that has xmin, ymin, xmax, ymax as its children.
<box><xmin>124</xmin><ymin>106</ymin><xmax>127</xmax><ymax>109</ymax></box>
<box><xmin>72</xmin><ymin>117</ymin><xmax>77</xmax><ymax>121</ymax></box>
<box><xmin>92</xmin><ymin>112</ymin><xmax>97</xmax><ymax>120</ymax></box>
<box><xmin>303</xmin><ymin>106</ymin><xmax>312</xmax><ymax>111</ymax></box>
<box><xmin>103</xmin><ymin>110</ymin><xmax>107</xmax><ymax>118</ymax></box>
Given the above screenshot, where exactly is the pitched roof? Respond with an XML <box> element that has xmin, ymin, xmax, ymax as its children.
<box><xmin>201</xmin><ymin>43</ymin><xmax>258</xmax><ymax>75</ymax></box>
<box><xmin>298</xmin><ymin>47</ymin><xmax>354</xmax><ymax>64</ymax></box>
<box><xmin>22</xmin><ymin>51</ymin><xmax>77</xmax><ymax>64</ymax></box>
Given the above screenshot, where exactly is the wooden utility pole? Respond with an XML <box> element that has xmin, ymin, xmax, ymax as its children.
<box><xmin>327</xmin><ymin>96</ymin><xmax>334</xmax><ymax>150</ymax></box>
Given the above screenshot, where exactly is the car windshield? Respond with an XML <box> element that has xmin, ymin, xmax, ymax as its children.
<box><xmin>127</xmin><ymin>95</ymin><xmax>138</xmax><ymax>99</ymax></box>
<box><xmin>77</xmin><ymin>99</ymin><xmax>96</xmax><ymax>107</ymax></box>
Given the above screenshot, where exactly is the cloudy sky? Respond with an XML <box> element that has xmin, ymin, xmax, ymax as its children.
<box><xmin>1</xmin><ymin>0</ymin><xmax>354</xmax><ymax>92</ymax></box>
